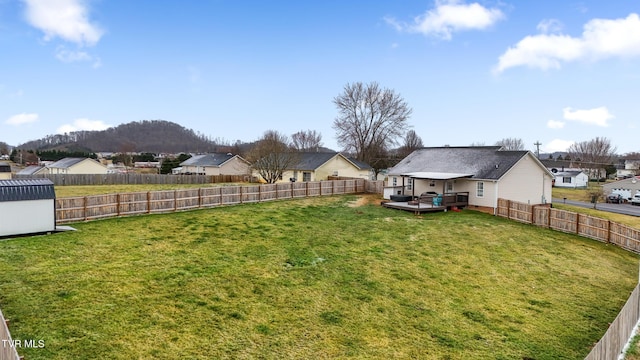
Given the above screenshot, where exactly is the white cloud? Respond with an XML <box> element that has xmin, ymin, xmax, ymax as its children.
<box><xmin>23</xmin><ymin>0</ymin><xmax>104</xmax><ymax>46</ymax></box>
<box><xmin>54</xmin><ymin>46</ymin><xmax>102</xmax><ymax>68</ymax></box>
<box><xmin>563</xmin><ymin>106</ymin><xmax>614</xmax><ymax>127</ymax></box>
<box><xmin>547</xmin><ymin>119</ymin><xmax>565</xmax><ymax>129</ymax></box>
<box><xmin>544</xmin><ymin>139</ymin><xmax>575</xmax><ymax>153</ymax></box>
<box><xmin>385</xmin><ymin>0</ymin><xmax>504</xmax><ymax>40</ymax></box>
<box><xmin>495</xmin><ymin>13</ymin><xmax>640</xmax><ymax>73</ymax></box>
<box><xmin>56</xmin><ymin>118</ymin><xmax>110</xmax><ymax>133</ymax></box>
<box><xmin>5</xmin><ymin>113</ymin><xmax>39</xmax><ymax>125</ymax></box>
<box><xmin>536</xmin><ymin>19</ymin><xmax>563</xmax><ymax>34</ymax></box>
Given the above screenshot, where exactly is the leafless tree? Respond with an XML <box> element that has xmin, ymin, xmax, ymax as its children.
<box><xmin>246</xmin><ymin>130</ymin><xmax>299</xmax><ymax>184</ymax></box>
<box><xmin>291</xmin><ymin>130</ymin><xmax>323</xmax><ymax>151</ymax></box>
<box><xmin>567</xmin><ymin>137</ymin><xmax>617</xmax><ymax>180</ymax></box>
<box><xmin>333</xmin><ymin>82</ymin><xmax>412</xmax><ymax>171</ymax></box>
<box><xmin>495</xmin><ymin>138</ymin><xmax>525</xmax><ymax>150</ymax></box>
<box><xmin>398</xmin><ymin>130</ymin><xmax>424</xmax><ymax>158</ymax></box>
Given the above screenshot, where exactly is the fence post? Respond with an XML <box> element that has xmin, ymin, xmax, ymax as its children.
<box><xmin>240</xmin><ymin>186</ymin><xmax>243</xmax><ymax>204</ymax></box>
<box><xmin>507</xmin><ymin>200</ymin><xmax>511</xmax><ymax>219</ymax></box>
<box><xmin>607</xmin><ymin>220</ymin><xmax>611</xmax><ymax>244</ymax></box>
<box><xmin>198</xmin><ymin>188</ymin><xmax>202</xmax><ymax>208</ymax></box>
<box><xmin>84</xmin><ymin>196</ymin><xmax>88</xmax><ymax>221</ymax></box>
<box><xmin>147</xmin><ymin>191</ymin><xmax>151</xmax><ymax>214</ymax></box>
<box><xmin>174</xmin><ymin>190</ymin><xmax>177</xmax><ymax>211</ymax></box>
<box><xmin>290</xmin><ymin>182</ymin><xmax>294</xmax><ymax>199</ymax></box>
<box><xmin>306</xmin><ymin>181</ymin><xmax>309</xmax><ymax>197</ymax></box>
<box><xmin>258</xmin><ymin>184</ymin><xmax>262</xmax><ymax>202</ymax></box>
<box><xmin>575</xmin><ymin>213</ymin><xmax>580</xmax><ymax>234</ymax></box>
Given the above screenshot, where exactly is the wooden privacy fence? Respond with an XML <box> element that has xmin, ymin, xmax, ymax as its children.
<box><xmin>497</xmin><ymin>198</ymin><xmax>640</xmax><ymax>359</ymax></box>
<box><xmin>0</xmin><ymin>309</ymin><xmax>20</xmax><ymax>360</ymax></box>
<box><xmin>55</xmin><ymin>179</ymin><xmax>377</xmax><ymax>224</ymax></box>
<box><xmin>496</xmin><ymin>199</ymin><xmax>640</xmax><ymax>253</ymax></box>
<box><xmin>584</xmin><ymin>282</ymin><xmax>640</xmax><ymax>360</ymax></box>
<box><xmin>16</xmin><ymin>173</ymin><xmax>249</xmax><ymax>185</ymax></box>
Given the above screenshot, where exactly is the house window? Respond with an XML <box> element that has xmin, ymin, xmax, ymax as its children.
<box><xmin>392</xmin><ymin>177</ymin><xmax>397</xmax><ymax>186</ymax></box>
<box><xmin>302</xmin><ymin>172</ymin><xmax>311</xmax><ymax>182</ymax></box>
<box><xmin>407</xmin><ymin>178</ymin><xmax>413</xmax><ymax>191</ymax></box>
<box><xmin>446</xmin><ymin>181</ymin><xmax>453</xmax><ymax>193</ymax></box>
<box><xmin>476</xmin><ymin>182</ymin><xmax>484</xmax><ymax>197</ymax></box>
<box><xmin>563</xmin><ymin>177</ymin><xmax>571</xmax><ymax>183</ymax></box>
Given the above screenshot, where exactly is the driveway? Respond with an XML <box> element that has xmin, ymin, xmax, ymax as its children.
<box><xmin>553</xmin><ymin>198</ymin><xmax>640</xmax><ymax>217</ymax></box>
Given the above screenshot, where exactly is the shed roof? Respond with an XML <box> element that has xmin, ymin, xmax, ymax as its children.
<box><xmin>0</xmin><ymin>179</ymin><xmax>55</xmax><ymax>201</ymax></box>
<box><xmin>16</xmin><ymin>165</ymin><xmax>46</xmax><ymax>175</ymax></box>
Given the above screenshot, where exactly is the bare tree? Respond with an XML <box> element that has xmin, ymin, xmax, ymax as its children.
<box><xmin>398</xmin><ymin>130</ymin><xmax>424</xmax><ymax>158</ymax></box>
<box><xmin>567</xmin><ymin>137</ymin><xmax>617</xmax><ymax>180</ymax></box>
<box><xmin>495</xmin><ymin>138</ymin><xmax>525</xmax><ymax>150</ymax></box>
<box><xmin>246</xmin><ymin>130</ymin><xmax>299</xmax><ymax>184</ymax></box>
<box><xmin>333</xmin><ymin>82</ymin><xmax>412</xmax><ymax>172</ymax></box>
<box><xmin>291</xmin><ymin>130</ymin><xmax>323</xmax><ymax>151</ymax></box>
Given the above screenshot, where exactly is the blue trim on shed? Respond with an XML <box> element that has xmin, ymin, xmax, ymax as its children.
<box><xmin>0</xmin><ymin>179</ymin><xmax>56</xmax><ymax>202</ymax></box>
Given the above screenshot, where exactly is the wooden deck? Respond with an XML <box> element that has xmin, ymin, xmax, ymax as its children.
<box><xmin>382</xmin><ymin>192</ymin><xmax>469</xmax><ymax>214</ymax></box>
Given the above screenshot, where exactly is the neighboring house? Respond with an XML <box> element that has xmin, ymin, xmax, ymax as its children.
<box><xmin>386</xmin><ymin>146</ymin><xmax>554</xmax><ymax>214</ymax></box>
<box><xmin>602</xmin><ymin>176</ymin><xmax>640</xmax><ymax>201</ymax></box>
<box><xmin>16</xmin><ymin>165</ymin><xmax>47</xmax><ymax>176</ymax></box>
<box><xmin>615</xmin><ymin>158</ymin><xmax>640</xmax><ymax>179</ymax></box>
<box><xmin>178</xmin><ymin>153</ymin><xmax>250</xmax><ymax>176</ymax></box>
<box><xmin>47</xmin><ymin>157</ymin><xmax>109</xmax><ymax>175</ymax></box>
<box><xmin>0</xmin><ymin>163</ymin><xmax>11</xmax><ymax>180</ymax></box>
<box><xmin>256</xmin><ymin>152</ymin><xmax>373</xmax><ymax>183</ymax></box>
<box><xmin>551</xmin><ymin>169</ymin><xmax>588</xmax><ymax>188</ymax></box>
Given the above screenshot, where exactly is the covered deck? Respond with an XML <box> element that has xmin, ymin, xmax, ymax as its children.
<box><xmin>382</xmin><ymin>192</ymin><xmax>470</xmax><ymax>214</ymax></box>
<box><xmin>382</xmin><ymin>171</ymin><xmax>472</xmax><ymax>214</ymax></box>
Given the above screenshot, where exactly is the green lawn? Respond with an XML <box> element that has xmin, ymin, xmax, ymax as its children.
<box><xmin>0</xmin><ymin>195</ymin><xmax>637</xmax><ymax>359</ymax></box>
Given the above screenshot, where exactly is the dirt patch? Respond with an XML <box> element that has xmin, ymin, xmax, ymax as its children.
<box><xmin>347</xmin><ymin>194</ymin><xmax>383</xmax><ymax>207</ymax></box>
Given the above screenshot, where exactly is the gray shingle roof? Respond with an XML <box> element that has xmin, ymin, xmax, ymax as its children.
<box><xmin>48</xmin><ymin>157</ymin><xmax>88</xmax><ymax>169</ymax></box>
<box><xmin>388</xmin><ymin>146</ymin><xmax>532</xmax><ymax>180</ymax></box>
<box><xmin>16</xmin><ymin>165</ymin><xmax>45</xmax><ymax>175</ymax></box>
<box><xmin>179</xmin><ymin>153</ymin><xmax>235</xmax><ymax>167</ymax></box>
<box><xmin>0</xmin><ymin>179</ymin><xmax>55</xmax><ymax>201</ymax></box>
<box><xmin>293</xmin><ymin>152</ymin><xmax>340</xmax><ymax>170</ymax></box>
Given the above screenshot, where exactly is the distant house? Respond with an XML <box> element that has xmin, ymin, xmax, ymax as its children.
<box><xmin>178</xmin><ymin>153</ymin><xmax>250</xmax><ymax>176</ymax></box>
<box><xmin>47</xmin><ymin>157</ymin><xmax>108</xmax><ymax>175</ymax></box>
<box><xmin>551</xmin><ymin>169</ymin><xmax>588</xmax><ymax>188</ymax></box>
<box><xmin>386</xmin><ymin>146</ymin><xmax>554</xmax><ymax>214</ymax></box>
<box><xmin>255</xmin><ymin>152</ymin><xmax>373</xmax><ymax>183</ymax></box>
<box><xmin>603</xmin><ymin>176</ymin><xmax>640</xmax><ymax>201</ymax></box>
<box><xmin>0</xmin><ymin>163</ymin><xmax>11</xmax><ymax>180</ymax></box>
<box><xmin>16</xmin><ymin>165</ymin><xmax>47</xmax><ymax>176</ymax></box>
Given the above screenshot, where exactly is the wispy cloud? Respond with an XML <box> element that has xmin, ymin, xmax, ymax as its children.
<box><xmin>55</xmin><ymin>46</ymin><xmax>102</xmax><ymax>67</ymax></box>
<box><xmin>56</xmin><ymin>118</ymin><xmax>111</xmax><ymax>134</ymax></box>
<box><xmin>563</xmin><ymin>106</ymin><xmax>614</xmax><ymax>127</ymax></box>
<box><xmin>385</xmin><ymin>0</ymin><xmax>504</xmax><ymax>40</ymax></box>
<box><xmin>536</xmin><ymin>19</ymin><xmax>563</xmax><ymax>34</ymax></box>
<box><xmin>547</xmin><ymin>119</ymin><xmax>565</xmax><ymax>129</ymax></box>
<box><xmin>23</xmin><ymin>0</ymin><xmax>103</xmax><ymax>46</ymax></box>
<box><xmin>6</xmin><ymin>113</ymin><xmax>39</xmax><ymax>126</ymax></box>
<box><xmin>495</xmin><ymin>13</ymin><xmax>640</xmax><ymax>73</ymax></box>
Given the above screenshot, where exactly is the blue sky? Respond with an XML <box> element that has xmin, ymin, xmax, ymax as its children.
<box><xmin>1</xmin><ymin>0</ymin><xmax>639</xmax><ymax>154</ymax></box>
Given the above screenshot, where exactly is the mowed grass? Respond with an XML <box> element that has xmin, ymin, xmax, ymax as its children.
<box><xmin>0</xmin><ymin>195</ymin><xmax>638</xmax><ymax>359</ymax></box>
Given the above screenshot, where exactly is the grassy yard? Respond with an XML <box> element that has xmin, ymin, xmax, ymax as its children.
<box><xmin>0</xmin><ymin>195</ymin><xmax>638</xmax><ymax>359</ymax></box>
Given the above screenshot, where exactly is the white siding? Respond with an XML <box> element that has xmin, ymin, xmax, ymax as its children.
<box><xmin>0</xmin><ymin>199</ymin><xmax>55</xmax><ymax>237</ymax></box>
<box><xmin>497</xmin><ymin>154</ymin><xmax>553</xmax><ymax>205</ymax></box>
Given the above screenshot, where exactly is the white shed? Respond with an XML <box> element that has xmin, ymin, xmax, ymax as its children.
<box><xmin>0</xmin><ymin>179</ymin><xmax>56</xmax><ymax>237</ymax></box>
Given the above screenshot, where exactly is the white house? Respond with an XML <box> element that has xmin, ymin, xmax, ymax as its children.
<box><xmin>47</xmin><ymin>157</ymin><xmax>108</xmax><ymax>175</ymax></box>
<box><xmin>551</xmin><ymin>170</ymin><xmax>589</xmax><ymax>188</ymax></box>
<box><xmin>386</xmin><ymin>146</ymin><xmax>554</xmax><ymax>214</ymax></box>
<box><xmin>178</xmin><ymin>153</ymin><xmax>250</xmax><ymax>176</ymax></box>
<box><xmin>254</xmin><ymin>152</ymin><xmax>373</xmax><ymax>183</ymax></box>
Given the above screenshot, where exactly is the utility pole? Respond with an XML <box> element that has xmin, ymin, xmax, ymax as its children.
<box><xmin>534</xmin><ymin>141</ymin><xmax>542</xmax><ymax>158</ymax></box>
